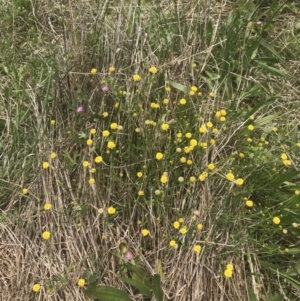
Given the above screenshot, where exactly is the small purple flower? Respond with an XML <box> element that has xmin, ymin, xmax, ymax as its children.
<box><xmin>101</xmin><ymin>85</ymin><xmax>109</xmax><ymax>92</ymax></box>
<box><xmin>33</xmin><ymin>50</ymin><xmax>38</xmax><ymax>55</ymax></box>
<box><xmin>76</xmin><ymin>106</ymin><xmax>83</xmax><ymax>113</ymax></box>
<box><xmin>125</xmin><ymin>252</ymin><xmax>133</xmax><ymax>260</ymax></box>
<box><xmin>256</xmin><ymin>21</ymin><xmax>262</xmax><ymax>25</ymax></box>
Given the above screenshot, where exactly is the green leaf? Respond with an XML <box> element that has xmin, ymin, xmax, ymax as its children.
<box><xmin>245</xmin><ymin>97</ymin><xmax>277</xmax><ymax>119</ymax></box>
<box><xmin>260</xmin><ymin>260</ymin><xmax>300</xmax><ymax>290</ymax></box>
<box><xmin>269</xmin><ymin>170</ymin><xmax>300</xmax><ymax>188</ymax></box>
<box><xmin>152</xmin><ymin>274</ymin><xmax>164</xmax><ymax>301</ymax></box>
<box><xmin>247</xmin><ymin>285</ymin><xmax>258</xmax><ymax>301</ymax></box>
<box><xmin>259</xmin><ymin>40</ymin><xmax>285</xmax><ymax>64</ymax></box>
<box><xmin>254</xmin><ymin>113</ymin><xmax>279</xmax><ymax>127</ymax></box>
<box><xmin>265</xmin><ymin>295</ymin><xmax>283</xmax><ymax>301</ymax></box>
<box><xmin>167</xmin><ymin>80</ymin><xmax>188</xmax><ymax>94</ymax></box>
<box><xmin>256</xmin><ymin>61</ymin><xmax>290</xmax><ymax>78</ymax></box>
<box><xmin>84</xmin><ymin>285</ymin><xmax>134</xmax><ymax>301</ymax></box>
<box><xmin>121</xmin><ymin>277</ymin><xmax>152</xmax><ymax>297</ymax></box>
<box><xmin>157</xmin><ymin>259</ymin><xmax>163</xmax><ymax>278</ymax></box>
<box><xmin>253</xmin><ymin>57</ymin><xmax>280</xmax><ymax>64</ymax></box>
<box><xmin>286</xmin><ymin>248</ymin><xmax>300</xmax><ymax>255</ymax></box>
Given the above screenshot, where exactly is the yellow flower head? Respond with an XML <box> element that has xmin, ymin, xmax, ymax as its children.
<box><xmin>22</xmin><ymin>188</ymin><xmax>28</xmax><ymax>194</ymax></box>
<box><xmin>161</xmin><ymin>123</ymin><xmax>169</xmax><ymax>131</ymax></box>
<box><xmin>224</xmin><ymin>269</ymin><xmax>232</xmax><ymax>278</ymax></box>
<box><xmin>86</xmin><ymin>139</ymin><xmax>93</xmax><ymax>146</ymax></box>
<box><xmin>179</xmin><ymin>98</ymin><xmax>186</xmax><ymax>105</ymax></box>
<box><xmin>173</xmin><ymin>221</ymin><xmax>180</xmax><ymax>229</ymax></box>
<box><xmin>90</xmin><ymin>128</ymin><xmax>96</xmax><ymax>134</ymax></box>
<box><xmin>208</xmin><ymin>163</ymin><xmax>215</xmax><ymax>170</ymax></box>
<box><xmin>149</xmin><ymin>66</ymin><xmax>157</xmax><ymax>74</ymax></box>
<box><xmin>50</xmin><ymin>152</ymin><xmax>57</xmax><ymax>159</ymax></box>
<box><xmin>133</xmin><ymin>74</ymin><xmax>141</xmax><ymax>81</ymax></box>
<box><xmin>107</xmin><ymin>141</ymin><xmax>116</xmax><ymax>149</ymax></box>
<box><xmin>160</xmin><ymin>174</ymin><xmax>168</xmax><ymax>184</ymax></box>
<box><xmin>44</xmin><ymin>203</ymin><xmax>52</xmax><ymax>210</ymax></box>
<box><xmin>169</xmin><ymin>240</ymin><xmax>177</xmax><ymax>248</ymax></box>
<box><xmin>90</xmin><ymin>68</ymin><xmax>97</xmax><ymax>74</ymax></box>
<box><xmin>179</xmin><ymin>227</ymin><xmax>187</xmax><ymax>235</ymax></box>
<box><xmin>108</xmin><ymin>66</ymin><xmax>115</xmax><ymax>72</ymax></box>
<box><xmin>199</xmin><ymin>125</ymin><xmax>207</xmax><ymax>133</ymax></box>
<box><xmin>141</xmin><ymin>229</ymin><xmax>149</xmax><ymax>236</ymax></box>
<box><xmin>193</xmin><ymin>244</ymin><xmax>202</xmax><ymax>253</ymax></box>
<box><xmin>42</xmin><ymin>162</ymin><xmax>50</xmax><ymax>169</ymax></box>
<box><xmin>42</xmin><ymin>231</ymin><xmax>51</xmax><ymax>240</ymax></box>
<box><xmin>156</xmin><ymin>152</ymin><xmax>164</xmax><ymax>160</ymax></box>
<box><xmin>82</xmin><ymin>161</ymin><xmax>89</xmax><ymax>167</ymax></box>
<box><xmin>273</xmin><ymin>217</ymin><xmax>280</xmax><ymax>225</ymax></box>
<box><xmin>77</xmin><ymin>278</ymin><xmax>85</xmax><ymax>287</ymax></box>
<box><xmin>107</xmin><ymin>206</ymin><xmax>116</xmax><ymax>215</ymax></box>
<box><xmin>226</xmin><ymin>173</ymin><xmax>235</xmax><ymax>181</ymax></box>
<box><xmin>137</xmin><ymin>172</ymin><xmax>143</xmax><ymax>178</ymax></box>
<box><xmin>32</xmin><ymin>284</ymin><xmax>41</xmax><ymax>292</ymax></box>
<box><xmin>235</xmin><ymin>178</ymin><xmax>244</xmax><ymax>186</ymax></box>
<box><xmin>248</xmin><ymin>124</ymin><xmax>254</xmax><ymax>131</ymax></box>
<box><xmin>95</xmin><ymin>156</ymin><xmax>103</xmax><ymax>163</ymax></box>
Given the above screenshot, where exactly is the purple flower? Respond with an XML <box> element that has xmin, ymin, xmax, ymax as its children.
<box><xmin>33</xmin><ymin>50</ymin><xmax>38</xmax><ymax>55</ymax></box>
<box><xmin>257</xmin><ymin>21</ymin><xmax>262</xmax><ymax>25</ymax></box>
<box><xmin>125</xmin><ymin>252</ymin><xmax>133</xmax><ymax>260</ymax></box>
<box><xmin>76</xmin><ymin>106</ymin><xmax>83</xmax><ymax>113</ymax></box>
<box><xmin>101</xmin><ymin>85</ymin><xmax>109</xmax><ymax>92</ymax></box>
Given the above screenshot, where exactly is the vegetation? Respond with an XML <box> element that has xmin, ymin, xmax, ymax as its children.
<box><xmin>1</xmin><ymin>0</ymin><xmax>300</xmax><ymax>300</ymax></box>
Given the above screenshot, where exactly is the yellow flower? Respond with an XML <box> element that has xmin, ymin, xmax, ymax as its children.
<box><xmin>206</xmin><ymin>121</ymin><xmax>213</xmax><ymax>128</ymax></box>
<box><xmin>179</xmin><ymin>98</ymin><xmax>186</xmax><ymax>105</ymax></box>
<box><xmin>180</xmin><ymin>157</ymin><xmax>187</xmax><ymax>163</ymax></box>
<box><xmin>149</xmin><ymin>66</ymin><xmax>157</xmax><ymax>74</ymax></box>
<box><xmin>82</xmin><ymin>161</ymin><xmax>89</xmax><ymax>167</ymax></box>
<box><xmin>90</xmin><ymin>128</ymin><xmax>96</xmax><ymax>134</ymax></box>
<box><xmin>190</xmin><ymin>176</ymin><xmax>196</xmax><ymax>182</ymax></box>
<box><xmin>200</xmin><ymin>142</ymin><xmax>207</xmax><ymax>149</ymax></box>
<box><xmin>235</xmin><ymin>178</ymin><xmax>244</xmax><ymax>186</ymax></box>
<box><xmin>239</xmin><ymin>152</ymin><xmax>245</xmax><ymax>158</ymax></box>
<box><xmin>32</xmin><ymin>284</ymin><xmax>41</xmax><ymax>292</ymax></box>
<box><xmin>137</xmin><ymin>172</ymin><xmax>143</xmax><ymax>178</ymax></box>
<box><xmin>226</xmin><ymin>173</ymin><xmax>235</xmax><ymax>181</ymax></box>
<box><xmin>193</xmin><ymin>245</ymin><xmax>202</xmax><ymax>253</ymax></box>
<box><xmin>178</xmin><ymin>218</ymin><xmax>184</xmax><ymax>223</ymax></box>
<box><xmin>141</xmin><ymin>229</ymin><xmax>149</xmax><ymax>236</ymax></box>
<box><xmin>208</xmin><ymin>163</ymin><xmax>215</xmax><ymax>170</ymax></box>
<box><xmin>173</xmin><ymin>221</ymin><xmax>180</xmax><ymax>229</ymax></box>
<box><xmin>78</xmin><ymin>278</ymin><xmax>85</xmax><ymax>287</ymax></box>
<box><xmin>215</xmin><ymin>111</ymin><xmax>221</xmax><ymax>118</ymax></box>
<box><xmin>220</xmin><ymin>116</ymin><xmax>226</xmax><ymax>122</ymax></box>
<box><xmin>163</xmin><ymin>98</ymin><xmax>169</xmax><ymax>104</ymax></box>
<box><xmin>44</xmin><ymin>203</ymin><xmax>52</xmax><ymax>210</ymax></box>
<box><xmin>42</xmin><ymin>231</ymin><xmax>51</xmax><ymax>240</ymax></box>
<box><xmin>110</xmin><ymin>123</ymin><xmax>118</xmax><ymax>130</ymax></box>
<box><xmin>42</xmin><ymin>162</ymin><xmax>50</xmax><ymax>169</ymax></box>
<box><xmin>50</xmin><ymin>152</ymin><xmax>56</xmax><ymax>159</ymax></box>
<box><xmin>156</xmin><ymin>152</ymin><xmax>164</xmax><ymax>160</ymax></box>
<box><xmin>179</xmin><ymin>227</ymin><xmax>187</xmax><ymax>235</ymax></box>
<box><xmin>160</xmin><ymin>174</ymin><xmax>168</xmax><ymax>184</ymax></box>
<box><xmin>220</xmin><ymin>109</ymin><xmax>227</xmax><ymax>116</ymax></box>
<box><xmin>95</xmin><ymin>156</ymin><xmax>103</xmax><ymax>163</ymax></box>
<box><xmin>22</xmin><ymin>188</ymin><xmax>28</xmax><ymax>194</ymax></box>
<box><xmin>103</xmin><ymin>112</ymin><xmax>109</xmax><ymax>117</ymax></box>
<box><xmin>212</xmin><ymin>128</ymin><xmax>218</xmax><ymax>134</ymax></box>
<box><xmin>161</xmin><ymin>123</ymin><xmax>169</xmax><ymax>131</ymax></box>
<box><xmin>169</xmin><ymin>240</ymin><xmax>177</xmax><ymax>248</ymax></box>
<box><xmin>197</xmin><ymin>91</ymin><xmax>202</xmax><ymax>96</ymax></box>
<box><xmin>98</xmin><ymin>208</ymin><xmax>104</xmax><ymax>214</ymax></box>
<box><xmin>187</xmin><ymin>159</ymin><xmax>193</xmax><ymax>165</ymax></box>
<box><xmin>248</xmin><ymin>124</ymin><xmax>254</xmax><ymax>131</ymax></box>
<box><xmin>209</xmin><ymin>92</ymin><xmax>215</xmax><ymax>97</ymax></box>
<box><xmin>273</xmin><ymin>217</ymin><xmax>280</xmax><ymax>225</ymax></box>
<box><xmin>50</xmin><ymin>119</ymin><xmax>55</xmax><ymax>125</ymax></box>
<box><xmin>107</xmin><ymin>206</ymin><xmax>116</xmax><ymax>215</ymax></box>
<box><xmin>224</xmin><ymin>269</ymin><xmax>232</xmax><ymax>278</ymax></box>
<box><xmin>226</xmin><ymin>263</ymin><xmax>234</xmax><ymax>271</ymax></box>
<box><xmin>86</xmin><ymin>139</ymin><xmax>93</xmax><ymax>146</ymax></box>
<box><xmin>102</xmin><ymin>130</ymin><xmax>110</xmax><ymax>137</ymax></box>
<box><xmin>246</xmin><ymin>200</ymin><xmax>253</xmax><ymax>207</ymax></box>
<box><xmin>133</xmin><ymin>74</ymin><xmax>141</xmax><ymax>81</ymax></box>
<box><xmin>89</xmin><ymin>178</ymin><xmax>95</xmax><ymax>185</ymax></box>
<box><xmin>108</xmin><ymin>66</ymin><xmax>115</xmax><ymax>72</ymax></box>
<box><xmin>197</xmin><ymin>223</ymin><xmax>203</xmax><ymax>230</ymax></box>
<box><xmin>107</xmin><ymin>141</ymin><xmax>116</xmax><ymax>149</ymax></box>
<box><xmin>199</xmin><ymin>125</ymin><xmax>207</xmax><ymax>133</ymax></box>
<box><xmin>190</xmin><ymin>86</ymin><xmax>197</xmax><ymax>92</ymax></box>
<box><xmin>91</xmin><ymin>68</ymin><xmax>97</xmax><ymax>74</ymax></box>
<box><xmin>138</xmin><ymin>190</ymin><xmax>144</xmax><ymax>196</ymax></box>
<box><xmin>189</xmin><ymin>139</ymin><xmax>197</xmax><ymax>147</ymax></box>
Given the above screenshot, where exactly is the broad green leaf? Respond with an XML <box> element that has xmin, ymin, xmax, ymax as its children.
<box><xmin>254</xmin><ymin>113</ymin><xmax>279</xmax><ymax>126</ymax></box>
<box><xmin>157</xmin><ymin>259</ymin><xmax>163</xmax><ymax>277</ymax></box>
<box><xmin>84</xmin><ymin>285</ymin><xmax>134</xmax><ymax>301</ymax></box>
<box><xmin>265</xmin><ymin>295</ymin><xmax>283</xmax><ymax>301</ymax></box>
<box><xmin>260</xmin><ymin>40</ymin><xmax>285</xmax><ymax>64</ymax></box>
<box><xmin>253</xmin><ymin>57</ymin><xmax>280</xmax><ymax>64</ymax></box>
<box><xmin>152</xmin><ymin>274</ymin><xmax>164</xmax><ymax>301</ymax></box>
<box><xmin>247</xmin><ymin>285</ymin><xmax>258</xmax><ymax>301</ymax></box>
<box><xmin>241</xmin><ymin>84</ymin><xmax>263</xmax><ymax>100</ymax></box>
<box><xmin>260</xmin><ymin>260</ymin><xmax>300</xmax><ymax>290</ymax></box>
<box><xmin>121</xmin><ymin>277</ymin><xmax>152</xmax><ymax>297</ymax></box>
<box><xmin>256</xmin><ymin>61</ymin><xmax>290</xmax><ymax>77</ymax></box>
<box><xmin>247</xmin><ymin>39</ymin><xmax>260</xmax><ymax>60</ymax></box>
<box><xmin>167</xmin><ymin>80</ymin><xmax>187</xmax><ymax>94</ymax></box>
<box><xmin>245</xmin><ymin>97</ymin><xmax>277</xmax><ymax>119</ymax></box>
<box><xmin>269</xmin><ymin>170</ymin><xmax>300</xmax><ymax>188</ymax></box>
<box><xmin>129</xmin><ymin>265</ymin><xmax>151</xmax><ymax>288</ymax></box>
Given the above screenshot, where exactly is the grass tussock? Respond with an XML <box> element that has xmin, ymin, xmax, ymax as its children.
<box><xmin>1</xmin><ymin>0</ymin><xmax>300</xmax><ymax>300</ymax></box>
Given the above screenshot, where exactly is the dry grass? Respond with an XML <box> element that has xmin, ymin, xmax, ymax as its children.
<box><xmin>1</xmin><ymin>0</ymin><xmax>300</xmax><ymax>300</ymax></box>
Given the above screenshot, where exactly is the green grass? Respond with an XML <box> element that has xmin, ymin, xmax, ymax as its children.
<box><xmin>1</xmin><ymin>0</ymin><xmax>300</xmax><ymax>300</ymax></box>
